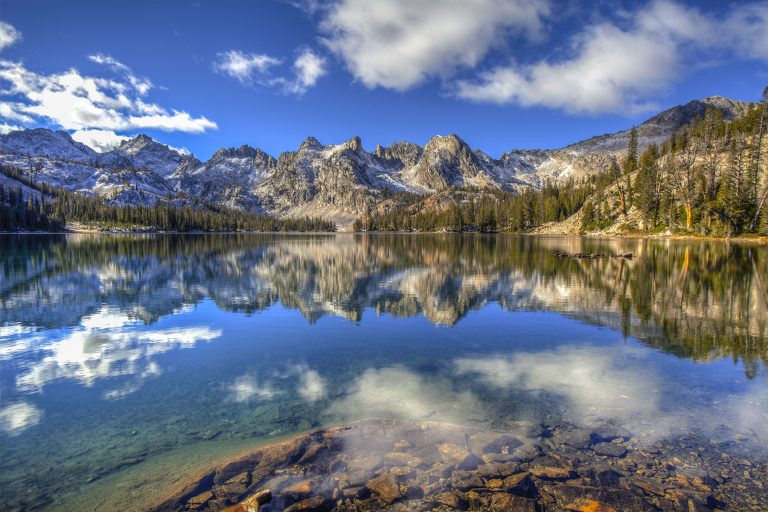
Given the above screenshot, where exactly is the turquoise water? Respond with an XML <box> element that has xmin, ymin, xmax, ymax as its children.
<box><xmin>1</xmin><ymin>234</ymin><xmax>766</xmax><ymax>511</ymax></box>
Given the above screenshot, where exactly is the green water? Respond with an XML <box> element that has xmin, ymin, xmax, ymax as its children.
<box><xmin>0</xmin><ymin>234</ymin><xmax>766</xmax><ymax>511</ymax></box>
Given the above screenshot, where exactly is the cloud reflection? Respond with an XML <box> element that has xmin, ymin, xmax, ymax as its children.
<box><xmin>455</xmin><ymin>346</ymin><xmax>659</xmax><ymax>425</ymax></box>
<box><xmin>228</xmin><ymin>375</ymin><xmax>280</xmax><ymax>403</ymax></box>
<box><xmin>0</xmin><ymin>401</ymin><xmax>42</xmax><ymax>435</ymax></box>
<box><xmin>13</xmin><ymin>307</ymin><xmax>222</xmax><ymax>399</ymax></box>
<box><xmin>329</xmin><ymin>366</ymin><xmax>482</xmax><ymax>424</ymax></box>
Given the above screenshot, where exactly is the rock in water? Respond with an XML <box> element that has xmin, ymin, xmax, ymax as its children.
<box><xmin>222</xmin><ymin>489</ymin><xmax>271</xmax><ymax>512</ymax></box>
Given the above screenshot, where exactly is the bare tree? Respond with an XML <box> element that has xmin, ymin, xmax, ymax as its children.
<box><xmin>667</xmin><ymin>126</ymin><xmax>702</xmax><ymax>230</ymax></box>
<box><xmin>609</xmin><ymin>157</ymin><xmax>628</xmax><ymax>216</ymax></box>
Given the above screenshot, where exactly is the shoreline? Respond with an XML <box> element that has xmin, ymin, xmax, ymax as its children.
<box><xmin>2</xmin><ymin>229</ymin><xmax>766</xmax><ymax>244</ymax></box>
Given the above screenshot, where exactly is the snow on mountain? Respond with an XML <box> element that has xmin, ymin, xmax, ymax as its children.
<box><xmin>106</xmin><ymin>134</ymin><xmax>199</xmax><ymax>177</ymax></box>
<box><xmin>0</xmin><ymin>129</ymin><xmax>98</xmax><ymax>164</ymax></box>
<box><xmin>169</xmin><ymin>145</ymin><xmax>276</xmax><ymax>211</ymax></box>
<box><xmin>0</xmin><ymin>95</ymin><xmax>756</xmax><ymax>221</ymax></box>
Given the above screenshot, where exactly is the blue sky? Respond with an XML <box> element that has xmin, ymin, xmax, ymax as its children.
<box><xmin>0</xmin><ymin>0</ymin><xmax>766</xmax><ymax>159</ymax></box>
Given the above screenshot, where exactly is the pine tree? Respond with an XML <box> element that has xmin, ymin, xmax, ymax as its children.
<box><xmin>636</xmin><ymin>144</ymin><xmax>660</xmax><ymax>229</ymax></box>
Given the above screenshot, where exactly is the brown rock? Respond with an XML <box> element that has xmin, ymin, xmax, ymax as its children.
<box><xmin>486</xmin><ymin>478</ymin><xmax>504</xmax><ymax>490</ymax></box>
<box><xmin>490</xmin><ymin>493</ymin><xmax>537</xmax><ymax>511</ymax></box>
<box><xmin>451</xmin><ymin>470</ymin><xmax>484</xmax><ymax>490</ymax></box>
<box><xmin>222</xmin><ymin>489</ymin><xmax>272</xmax><ymax>512</ymax></box>
<box><xmin>568</xmin><ymin>499</ymin><xmax>619</xmax><ymax>512</ymax></box>
<box><xmin>188</xmin><ymin>491</ymin><xmax>213</xmax><ymax>508</ymax></box>
<box><xmin>457</xmin><ymin>453</ymin><xmax>484</xmax><ymax>471</ymax></box>
<box><xmin>433</xmin><ymin>490</ymin><xmax>468</xmax><ymax>508</ymax></box>
<box><xmin>530</xmin><ymin>466</ymin><xmax>574</xmax><ymax>480</ymax></box>
<box><xmin>592</xmin><ymin>443</ymin><xmax>627</xmax><ymax>458</ymax></box>
<box><xmin>365</xmin><ymin>473</ymin><xmax>403</xmax><ymax>504</ymax></box>
<box><xmin>437</xmin><ymin>443</ymin><xmax>470</xmax><ymax>465</ymax></box>
<box><xmin>503</xmin><ymin>472</ymin><xmax>537</xmax><ymax>498</ymax></box>
<box><xmin>284</xmin><ymin>496</ymin><xmax>329</xmax><ymax>512</ymax></box>
<box><xmin>483</xmin><ymin>435</ymin><xmax>524</xmax><ymax>455</ymax></box>
<box><xmin>283</xmin><ymin>480</ymin><xmax>313</xmax><ymax>496</ymax></box>
<box><xmin>347</xmin><ymin>455</ymin><xmax>382</xmax><ymax>473</ymax></box>
<box><xmin>383</xmin><ymin>451</ymin><xmax>423</xmax><ymax>467</ymax></box>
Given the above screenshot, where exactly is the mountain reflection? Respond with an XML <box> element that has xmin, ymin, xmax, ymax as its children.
<box><xmin>1</xmin><ymin>234</ymin><xmax>767</xmax><ymax>375</ymax></box>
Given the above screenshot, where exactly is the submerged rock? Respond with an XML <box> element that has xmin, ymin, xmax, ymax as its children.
<box><xmin>153</xmin><ymin>419</ymin><xmax>768</xmax><ymax>512</ymax></box>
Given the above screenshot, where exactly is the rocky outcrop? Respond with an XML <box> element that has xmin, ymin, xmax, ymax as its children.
<box><xmin>375</xmin><ymin>141</ymin><xmax>423</xmax><ymax>169</ymax></box>
<box><xmin>407</xmin><ymin>134</ymin><xmax>502</xmax><ymax>191</ymax></box>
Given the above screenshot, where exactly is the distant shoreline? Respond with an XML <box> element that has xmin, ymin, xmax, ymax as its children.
<box><xmin>2</xmin><ymin>229</ymin><xmax>766</xmax><ymax>243</ymax></box>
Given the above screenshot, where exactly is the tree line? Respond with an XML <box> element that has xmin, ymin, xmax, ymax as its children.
<box><xmin>0</xmin><ymin>164</ymin><xmax>335</xmax><ymax>232</ymax></box>
<box><xmin>358</xmin><ymin>87</ymin><xmax>768</xmax><ymax>236</ymax></box>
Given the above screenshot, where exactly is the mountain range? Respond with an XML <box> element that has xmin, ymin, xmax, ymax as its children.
<box><xmin>0</xmin><ymin>96</ymin><xmax>752</xmax><ymax>225</ymax></box>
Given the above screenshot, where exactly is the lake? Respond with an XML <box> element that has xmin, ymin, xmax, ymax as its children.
<box><xmin>1</xmin><ymin>234</ymin><xmax>767</xmax><ymax>511</ymax></box>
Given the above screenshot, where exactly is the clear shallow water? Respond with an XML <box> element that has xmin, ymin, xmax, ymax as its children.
<box><xmin>0</xmin><ymin>234</ymin><xmax>766</xmax><ymax>511</ymax></box>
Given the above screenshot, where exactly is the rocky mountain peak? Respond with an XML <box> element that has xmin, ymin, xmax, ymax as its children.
<box><xmin>211</xmin><ymin>144</ymin><xmax>270</xmax><ymax>160</ymax></box>
<box><xmin>343</xmin><ymin>136</ymin><xmax>363</xmax><ymax>153</ymax></box>
<box><xmin>0</xmin><ymin>128</ymin><xmax>97</xmax><ymax>162</ymax></box>
<box><xmin>300</xmin><ymin>136</ymin><xmax>323</xmax><ymax>152</ymax></box>
<box><xmin>374</xmin><ymin>141</ymin><xmax>423</xmax><ymax>169</ymax></box>
<box><xmin>423</xmin><ymin>134</ymin><xmax>472</xmax><ymax>159</ymax></box>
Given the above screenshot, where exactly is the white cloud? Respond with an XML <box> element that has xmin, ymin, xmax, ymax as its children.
<box><xmin>0</xmin><ymin>101</ymin><xmax>34</xmax><ymax>124</ymax></box>
<box><xmin>319</xmin><ymin>0</ymin><xmax>550</xmax><ymax>90</ymax></box>
<box><xmin>89</xmin><ymin>53</ymin><xmax>153</xmax><ymax>95</ymax></box>
<box><xmin>72</xmin><ymin>129</ymin><xmax>129</xmax><ymax>153</ymax></box>
<box><xmin>0</xmin><ymin>122</ymin><xmax>22</xmax><ymax>135</ymax></box>
<box><xmin>0</xmin><ymin>30</ymin><xmax>217</xmax><ymax>135</ymax></box>
<box><xmin>721</xmin><ymin>3</ymin><xmax>768</xmax><ymax>61</ymax></box>
<box><xmin>455</xmin><ymin>0</ymin><xmax>768</xmax><ymax>114</ymax></box>
<box><xmin>290</xmin><ymin>49</ymin><xmax>327</xmax><ymax>94</ymax></box>
<box><xmin>72</xmin><ymin>129</ymin><xmax>191</xmax><ymax>154</ymax></box>
<box><xmin>0</xmin><ymin>21</ymin><xmax>20</xmax><ymax>51</ymax></box>
<box><xmin>214</xmin><ymin>48</ymin><xmax>326</xmax><ymax>95</ymax></box>
<box><xmin>214</xmin><ymin>50</ymin><xmax>282</xmax><ymax>84</ymax></box>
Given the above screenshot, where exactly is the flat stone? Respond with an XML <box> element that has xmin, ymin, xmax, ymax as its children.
<box><xmin>593</xmin><ymin>469</ymin><xmax>623</xmax><ymax>488</ymax></box>
<box><xmin>283</xmin><ymin>480</ymin><xmax>313</xmax><ymax>495</ymax></box>
<box><xmin>284</xmin><ymin>496</ymin><xmax>329</xmax><ymax>512</ymax></box>
<box><xmin>490</xmin><ymin>493</ymin><xmax>537</xmax><ymax>511</ymax></box>
<box><xmin>383</xmin><ymin>451</ymin><xmax>423</xmax><ymax>468</ymax></box>
<box><xmin>567</xmin><ymin>499</ymin><xmax>619</xmax><ymax>512</ymax></box>
<box><xmin>437</xmin><ymin>443</ymin><xmax>470</xmax><ymax>465</ymax></box>
<box><xmin>433</xmin><ymin>490</ymin><xmax>467</xmax><ymax>508</ymax></box>
<box><xmin>341</xmin><ymin>486</ymin><xmax>369</xmax><ymax>499</ymax></box>
<box><xmin>486</xmin><ymin>478</ymin><xmax>504</xmax><ymax>490</ymax></box>
<box><xmin>365</xmin><ymin>473</ymin><xmax>403</xmax><ymax>504</ymax></box>
<box><xmin>216</xmin><ymin>481</ymin><xmax>248</xmax><ymax>499</ymax></box>
<box><xmin>456</xmin><ymin>453</ymin><xmax>484</xmax><ymax>471</ymax></box>
<box><xmin>557</xmin><ymin>429</ymin><xmax>594</xmax><ymax>449</ymax></box>
<box><xmin>593</xmin><ymin>443</ymin><xmax>627</xmax><ymax>458</ymax></box>
<box><xmin>347</xmin><ymin>455</ymin><xmax>382</xmax><ymax>473</ymax></box>
<box><xmin>530</xmin><ymin>466</ymin><xmax>574</xmax><ymax>480</ymax></box>
<box><xmin>451</xmin><ymin>470</ymin><xmax>484</xmax><ymax>490</ymax></box>
<box><xmin>188</xmin><ymin>491</ymin><xmax>213</xmax><ymax>506</ymax></box>
<box><xmin>549</xmin><ymin>485</ymin><xmax>649</xmax><ymax>512</ymax></box>
<box><xmin>591</xmin><ymin>426</ymin><xmax>631</xmax><ymax>443</ymax></box>
<box><xmin>503</xmin><ymin>472</ymin><xmax>537</xmax><ymax>498</ymax></box>
<box><xmin>483</xmin><ymin>435</ymin><xmax>524</xmax><ymax>455</ymax></box>
<box><xmin>632</xmin><ymin>477</ymin><xmax>667</xmax><ymax>496</ymax></box>
<box><xmin>221</xmin><ymin>490</ymin><xmax>272</xmax><ymax>512</ymax></box>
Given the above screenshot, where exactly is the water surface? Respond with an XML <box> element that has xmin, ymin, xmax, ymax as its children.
<box><xmin>1</xmin><ymin>234</ymin><xmax>766</xmax><ymax>511</ymax></box>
